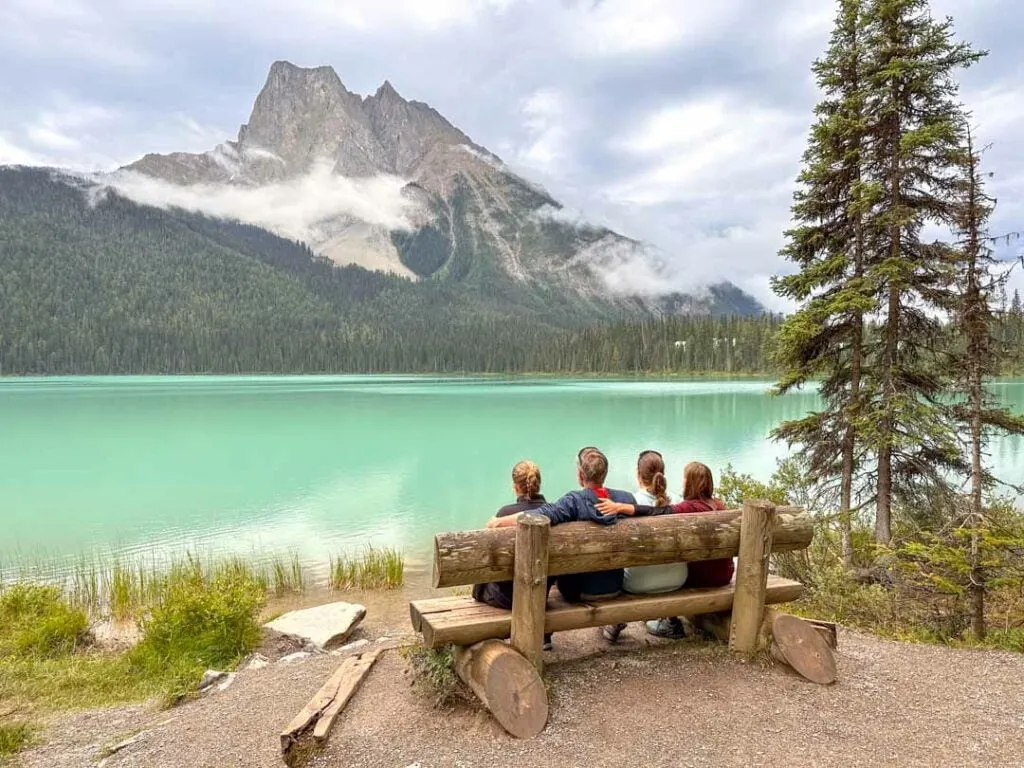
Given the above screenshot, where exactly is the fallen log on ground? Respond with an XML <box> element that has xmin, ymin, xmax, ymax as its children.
<box><xmin>453</xmin><ymin>640</ymin><xmax>548</xmax><ymax>739</ymax></box>
<box><xmin>280</xmin><ymin>647</ymin><xmax>383</xmax><ymax>754</ymax></box>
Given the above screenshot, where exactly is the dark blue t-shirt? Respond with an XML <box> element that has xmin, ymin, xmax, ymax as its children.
<box><xmin>531</xmin><ymin>487</ymin><xmax>636</xmax><ymax>601</ymax></box>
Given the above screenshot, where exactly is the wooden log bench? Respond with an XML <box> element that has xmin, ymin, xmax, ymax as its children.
<box><xmin>409</xmin><ymin>501</ymin><xmax>816</xmax><ymax>737</ymax></box>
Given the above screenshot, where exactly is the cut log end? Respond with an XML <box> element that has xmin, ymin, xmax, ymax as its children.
<box><xmin>455</xmin><ymin>640</ymin><xmax>549</xmax><ymax>739</ymax></box>
<box><xmin>485</xmin><ymin>649</ymin><xmax>549</xmax><ymax>739</ymax></box>
<box><xmin>771</xmin><ymin>613</ymin><xmax>838</xmax><ymax>686</ymax></box>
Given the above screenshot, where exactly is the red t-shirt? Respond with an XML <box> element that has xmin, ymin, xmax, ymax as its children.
<box><xmin>669</xmin><ymin>498</ymin><xmax>734</xmax><ymax>588</ymax></box>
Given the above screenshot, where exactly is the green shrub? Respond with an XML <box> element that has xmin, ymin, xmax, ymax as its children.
<box><xmin>401</xmin><ymin>643</ymin><xmax>459</xmax><ymax>706</ymax></box>
<box><xmin>128</xmin><ymin>565</ymin><xmax>265</xmax><ymax>701</ymax></box>
<box><xmin>718</xmin><ymin>463</ymin><xmax>790</xmax><ymax>509</ymax></box>
<box><xmin>981</xmin><ymin>629</ymin><xmax>1024</xmax><ymax>653</ymax></box>
<box><xmin>0</xmin><ymin>585</ymin><xmax>88</xmax><ymax>659</ymax></box>
<box><xmin>0</xmin><ymin>721</ymin><xmax>35</xmax><ymax>758</ymax></box>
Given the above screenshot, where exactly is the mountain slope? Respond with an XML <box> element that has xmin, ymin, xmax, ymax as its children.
<box><xmin>121</xmin><ymin>61</ymin><xmax>760</xmax><ymax>314</ymax></box>
<box><xmin>0</xmin><ymin>167</ymin><xmax>645</xmax><ymax>374</ymax></box>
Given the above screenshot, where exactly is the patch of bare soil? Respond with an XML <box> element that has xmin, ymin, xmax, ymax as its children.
<box><xmin>19</xmin><ymin>624</ymin><xmax>1024</xmax><ymax>768</ymax></box>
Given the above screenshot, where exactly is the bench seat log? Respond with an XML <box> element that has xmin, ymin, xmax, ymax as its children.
<box><xmin>411</xmin><ymin>575</ymin><xmax>804</xmax><ymax>649</ymax></box>
<box><xmin>432</xmin><ymin>507</ymin><xmax>811</xmax><ymax>588</ymax></box>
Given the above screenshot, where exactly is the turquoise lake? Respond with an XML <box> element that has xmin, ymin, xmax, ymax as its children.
<box><xmin>1</xmin><ymin>376</ymin><xmax>1022</xmax><ymax>574</ymax></box>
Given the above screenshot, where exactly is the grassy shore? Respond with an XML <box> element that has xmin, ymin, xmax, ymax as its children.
<box><xmin>1</xmin><ymin>547</ymin><xmax>404</xmax><ymax>623</ymax></box>
<box><xmin>0</xmin><ymin>546</ymin><xmax>404</xmax><ymax>761</ymax></box>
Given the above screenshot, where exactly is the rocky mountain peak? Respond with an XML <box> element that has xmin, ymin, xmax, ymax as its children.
<box><xmin>373</xmin><ymin>80</ymin><xmax>401</xmax><ymax>101</ymax></box>
<box><xmin>117</xmin><ymin>61</ymin><xmax>762</xmax><ymax>314</ymax></box>
<box><xmin>236</xmin><ymin>61</ymin><xmax>383</xmax><ymax>178</ymax></box>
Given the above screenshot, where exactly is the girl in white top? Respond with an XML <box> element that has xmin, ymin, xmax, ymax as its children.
<box><xmin>622</xmin><ymin>450</ymin><xmax>688</xmax><ymax>594</ymax></box>
<box><xmin>602</xmin><ymin>450</ymin><xmax>689</xmax><ymax>644</ymax></box>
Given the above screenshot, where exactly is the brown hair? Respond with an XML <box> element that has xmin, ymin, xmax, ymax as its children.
<box><xmin>683</xmin><ymin>461</ymin><xmax>715</xmax><ymax>501</ymax></box>
<box><xmin>577</xmin><ymin>447</ymin><xmax>608</xmax><ymax>485</ymax></box>
<box><xmin>512</xmin><ymin>460</ymin><xmax>541</xmax><ymax>498</ymax></box>
<box><xmin>637</xmin><ymin>450</ymin><xmax>669</xmax><ymax>506</ymax></box>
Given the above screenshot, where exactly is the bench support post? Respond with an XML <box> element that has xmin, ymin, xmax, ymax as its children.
<box><xmin>729</xmin><ymin>500</ymin><xmax>776</xmax><ymax>654</ymax></box>
<box><xmin>510</xmin><ymin>513</ymin><xmax>550</xmax><ymax>673</ymax></box>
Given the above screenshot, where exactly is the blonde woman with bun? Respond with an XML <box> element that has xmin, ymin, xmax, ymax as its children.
<box><xmin>473</xmin><ymin>460</ymin><xmax>555</xmax><ymax>649</ymax></box>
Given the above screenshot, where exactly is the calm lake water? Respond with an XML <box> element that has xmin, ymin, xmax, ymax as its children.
<box><xmin>2</xmin><ymin>376</ymin><xmax>1022</xmax><ymax>574</ymax></box>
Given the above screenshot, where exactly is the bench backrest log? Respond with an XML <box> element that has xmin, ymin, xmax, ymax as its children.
<box><xmin>432</xmin><ymin>504</ymin><xmax>812</xmax><ymax>589</ymax></box>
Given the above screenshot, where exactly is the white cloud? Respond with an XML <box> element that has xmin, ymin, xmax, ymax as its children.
<box><xmin>0</xmin><ymin>0</ymin><xmax>152</xmax><ymax>67</ymax></box>
<box><xmin>608</xmin><ymin>95</ymin><xmax>805</xmax><ymax>206</ymax></box>
<box><xmin>25</xmin><ymin>103</ymin><xmax>117</xmax><ymax>152</ymax></box>
<box><xmin>97</xmin><ymin>163</ymin><xmax>419</xmax><ymax>241</ymax></box>
<box><xmin>0</xmin><ymin>135</ymin><xmax>46</xmax><ymax>166</ymax></box>
<box><xmin>566</xmin><ymin>0</ymin><xmax>743</xmax><ymax>57</ymax></box>
<box><xmin>516</xmin><ymin>88</ymin><xmax>569</xmax><ymax>175</ymax></box>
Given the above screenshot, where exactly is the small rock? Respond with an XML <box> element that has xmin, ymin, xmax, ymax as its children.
<box><xmin>246</xmin><ymin>654</ymin><xmax>271</xmax><ymax>671</ymax></box>
<box><xmin>264</xmin><ymin>601</ymin><xmax>366</xmax><ymax>651</ymax></box>
<box><xmin>331</xmin><ymin>639</ymin><xmax>370</xmax><ymax>655</ymax></box>
<box><xmin>217</xmin><ymin>673</ymin><xmax>236</xmax><ymax>692</ymax></box>
<box><xmin>199</xmin><ymin>670</ymin><xmax>227</xmax><ymax>691</ymax></box>
<box><xmin>278</xmin><ymin>651</ymin><xmax>311</xmax><ymax>665</ymax></box>
<box><xmin>89</xmin><ymin>619</ymin><xmax>142</xmax><ymax>652</ymax></box>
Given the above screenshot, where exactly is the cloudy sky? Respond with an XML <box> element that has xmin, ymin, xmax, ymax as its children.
<box><xmin>1</xmin><ymin>0</ymin><xmax>1022</xmax><ymax>306</ymax></box>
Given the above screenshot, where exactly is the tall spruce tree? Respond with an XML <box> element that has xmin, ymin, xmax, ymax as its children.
<box><xmin>948</xmin><ymin>126</ymin><xmax>1024</xmax><ymax>639</ymax></box>
<box><xmin>772</xmin><ymin>0</ymin><xmax>874</xmax><ymax>565</ymax></box>
<box><xmin>857</xmin><ymin>0</ymin><xmax>984</xmax><ymax>543</ymax></box>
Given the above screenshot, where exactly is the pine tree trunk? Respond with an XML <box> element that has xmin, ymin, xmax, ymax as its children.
<box><xmin>840</xmin><ymin>161</ymin><xmax>866</xmax><ymax>568</ymax></box>
<box><xmin>965</xmin><ymin>136</ymin><xmax>987</xmax><ymax>642</ymax></box>
<box><xmin>840</xmin><ymin>329</ymin><xmax>861</xmax><ymax>566</ymax></box>
<box><xmin>876</xmin><ymin>281</ymin><xmax>899</xmax><ymax>546</ymax></box>
<box><xmin>970</xmin><ymin>376</ymin><xmax>985</xmax><ymax>641</ymax></box>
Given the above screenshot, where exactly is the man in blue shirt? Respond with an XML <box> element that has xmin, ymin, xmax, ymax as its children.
<box><xmin>488</xmin><ymin>447</ymin><xmax>635</xmax><ymax>601</ymax></box>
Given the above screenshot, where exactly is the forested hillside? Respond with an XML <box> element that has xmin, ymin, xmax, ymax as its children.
<box><xmin>2</xmin><ymin>168</ymin><xmax>1020</xmax><ymax>376</ymax></box>
<box><xmin>0</xmin><ymin>168</ymin><xmax>767</xmax><ymax>375</ymax></box>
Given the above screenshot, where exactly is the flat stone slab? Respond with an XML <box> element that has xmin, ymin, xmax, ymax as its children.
<box><xmin>264</xmin><ymin>601</ymin><xmax>366</xmax><ymax>651</ymax></box>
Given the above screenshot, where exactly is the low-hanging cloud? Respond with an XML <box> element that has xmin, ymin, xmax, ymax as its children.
<box><xmin>93</xmin><ymin>161</ymin><xmax>420</xmax><ymax>247</ymax></box>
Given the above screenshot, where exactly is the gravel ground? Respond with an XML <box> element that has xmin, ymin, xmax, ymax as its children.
<box><xmin>18</xmin><ymin>626</ymin><xmax>1024</xmax><ymax>768</ymax></box>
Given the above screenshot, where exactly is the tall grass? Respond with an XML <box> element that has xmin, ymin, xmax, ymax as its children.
<box><xmin>0</xmin><ymin>721</ymin><xmax>35</xmax><ymax>759</ymax></box>
<box><xmin>2</xmin><ymin>544</ymin><xmax>404</xmax><ymax>622</ymax></box>
<box><xmin>329</xmin><ymin>547</ymin><xmax>404</xmax><ymax>591</ymax></box>
<box><xmin>268</xmin><ymin>553</ymin><xmax>305</xmax><ymax>597</ymax></box>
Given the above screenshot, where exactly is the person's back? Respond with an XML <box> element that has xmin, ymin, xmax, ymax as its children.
<box><xmin>542</xmin><ymin>450</ymin><xmax>634</xmax><ymax>602</ymax></box>
<box><xmin>473</xmin><ymin>461</ymin><xmax>549</xmax><ymax>609</ymax></box>
<box><xmin>486</xmin><ymin>447</ymin><xmax>635</xmax><ymax>601</ymax></box>
<box><xmin>622</xmin><ymin>451</ymin><xmax>689</xmax><ymax>595</ymax></box>
<box><xmin>670</xmin><ymin>496</ymin><xmax>732</xmax><ymax>587</ymax></box>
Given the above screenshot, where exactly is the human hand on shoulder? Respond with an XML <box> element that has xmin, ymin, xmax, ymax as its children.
<box><xmin>596</xmin><ymin>500</ymin><xmax>633</xmax><ymax>517</ymax></box>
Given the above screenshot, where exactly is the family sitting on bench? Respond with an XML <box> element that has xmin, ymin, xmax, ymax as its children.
<box><xmin>477</xmin><ymin>446</ymin><xmax>731</xmax><ymax>647</ymax></box>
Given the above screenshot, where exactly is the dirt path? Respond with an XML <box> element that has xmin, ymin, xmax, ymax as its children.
<box><xmin>19</xmin><ymin>626</ymin><xmax>1024</xmax><ymax>768</ymax></box>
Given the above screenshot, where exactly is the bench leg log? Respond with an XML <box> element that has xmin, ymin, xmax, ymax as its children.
<box><xmin>454</xmin><ymin>640</ymin><xmax>549</xmax><ymax>739</ymax></box>
<box><xmin>729</xmin><ymin>500</ymin><xmax>776</xmax><ymax>654</ymax></box>
<box><xmin>510</xmin><ymin>514</ymin><xmax>550</xmax><ymax>673</ymax></box>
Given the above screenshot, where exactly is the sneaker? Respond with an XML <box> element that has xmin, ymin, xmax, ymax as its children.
<box><xmin>646</xmin><ymin>617</ymin><xmax>686</xmax><ymax>639</ymax></box>
<box><xmin>542</xmin><ymin>633</ymin><xmax>553</xmax><ymax>651</ymax></box>
<box><xmin>602</xmin><ymin>623</ymin><xmax>627</xmax><ymax>643</ymax></box>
